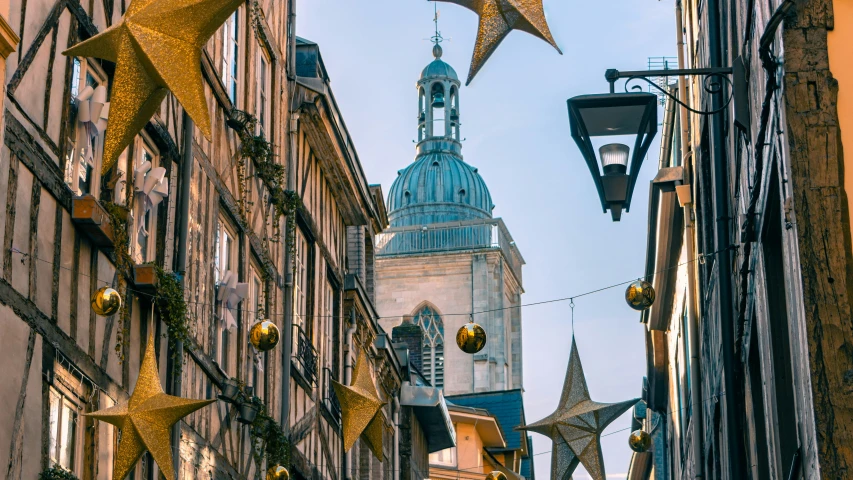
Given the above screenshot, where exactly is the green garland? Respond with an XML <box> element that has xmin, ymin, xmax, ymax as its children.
<box><xmin>102</xmin><ymin>201</ymin><xmax>133</xmax><ymax>363</ymax></box>
<box><xmin>153</xmin><ymin>266</ymin><xmax>193</xmax><ymax>372</ymax></box>
<box><xmin>250</xmin><ymin>398</ymin><xmax>292</xmax><ymax>471</ymax></box>
<box><xmin>233</xmin><ymin>111</ymin><xmax>301</xmax><ymax>247</ymax></box>
<box><xmin>39</xmin><ymin>466</ymin><xmax>79</xmax><ymax>480</ymax></box>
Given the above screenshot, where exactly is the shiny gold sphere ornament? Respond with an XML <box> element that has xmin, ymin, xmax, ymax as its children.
<box><xmin>91</xmin><ymin>286</ymin><xmax>122</xmax><ymax>316</ymax></box>
<box><xmin>266</xmin><ymin>465</ymin><xmax>289</xmax><ymax>480</ymax></box>
<box><xmin>485</xmin><ymin>471</ymin><xmax>508</xmax><ymax>480</ymax></box>
<box><xmin>628</xmin><ymin>429</ymin><xmax>652</xmax><ymax>453</ymax></box>
<box><xmin>625</xmin><ymin>280</ymin><xmax>656</xmax><ymax>311</ymax></box>
<box><xmin>456</xmin><ymin>321</ymin><xmax>487</xmax><ymax>354</ymax></box>
<box><xmin>249</xmin><ymin>320</ymin><xmax>280</xmax><ymax>352</ymax></box>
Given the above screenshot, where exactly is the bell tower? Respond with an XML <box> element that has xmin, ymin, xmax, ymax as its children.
<box><xmin>417</xmin><ymin>18</ymin><xmax>461</xmax><ymax>142</ymax></box>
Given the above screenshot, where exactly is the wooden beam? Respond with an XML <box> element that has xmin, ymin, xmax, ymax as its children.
<box><xmin>0</xmin><ymin>277</ymin><xmax>127</xmax><ymax>401</ymax></box>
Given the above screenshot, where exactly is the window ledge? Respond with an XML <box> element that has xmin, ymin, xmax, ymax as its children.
<box><xmin>71</xmin><ymin>195</ymin><xmax>115</xmax><ymax>248</ymax></box>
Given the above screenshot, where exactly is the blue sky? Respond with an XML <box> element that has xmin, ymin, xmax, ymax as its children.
<box><xmin>298</xmin><ymin>0</ymin><xmax>676</xmax><ymax>476</ymax></box>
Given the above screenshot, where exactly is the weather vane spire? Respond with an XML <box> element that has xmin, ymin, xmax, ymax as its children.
<box><xmin>431</xmin><ymin>4</ymin><xmax>443</xmax><ymax>58</ymax></box>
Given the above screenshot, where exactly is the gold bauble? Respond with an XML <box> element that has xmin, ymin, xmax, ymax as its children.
<box><xmin>628</xmin><ymin>429</ymin><xmax>652</xmax><ymax>453</ymax></box>
<box><xmin>456</xmin><ymin>322</ymin><xmax>487</xmax><ymax>354</ymax></box>
<box><xmin>266</xmin><ymin>465</ymin><xmax>289</xmax><ymax>480</ymax></box>
<box><xmin>91</xmin><ymin>286</ymin><xmax>122</xmax><ymax>316</ymax></box>
<box><xmin>249</xmin><ymin>320</ymin><xmax>280</xmax><ymax>352</ymax></box>
<box><xmin>625</xmin><ymin>280</ymin><xmax>656</xmax><ymax>311</ymax></box>
<box><xmin>485</xmin><ymin>471</ymin><xmax>508</xmax><ymax>480</ymax></box>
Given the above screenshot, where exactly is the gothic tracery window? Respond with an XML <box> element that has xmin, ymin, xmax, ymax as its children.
<box><xmin>414</xmin><ymin>305</ymin><xmax>444</xmax><ymax>388</ymax></box>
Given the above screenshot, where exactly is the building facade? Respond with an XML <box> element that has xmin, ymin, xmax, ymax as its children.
<box><xmin>0</xmin><ymin>0</ymin><xmax>453</xmax><ymax>479</ymax></box>
<box><xmin>629</xmin><ymin>0</ymin><xmax>853</xmax><ymax>478</ymax></box>
<box><xmin>375</xmin><ymin>44</ymin><xmax>526</xmax><ymax>397</ymax></box>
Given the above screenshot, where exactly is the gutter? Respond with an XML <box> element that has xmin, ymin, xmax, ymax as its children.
<box><xmin>676</xmin><ymin>1</ymin><xmax>704</xmax><ymax>476</ymax></box>
<box><xmin>171</xmin><ymin>111</ymin><xmax>194</xmax><ymax>478</ymax></box>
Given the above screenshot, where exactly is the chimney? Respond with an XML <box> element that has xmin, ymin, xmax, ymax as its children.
<box><xmin>392</xmin><ymin>316</ymin><xmax>424</xmax><ymax>374</ymax></box>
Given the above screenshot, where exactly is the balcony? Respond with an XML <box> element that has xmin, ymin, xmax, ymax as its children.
<box><xmin>375</xmin><ymin>218</ymin><xmax>524</xmax><ymax>282</ymax></box>
<box><xmin>292</xmin><ymin>324</ymin><xmax>318</xmax><ymax>388</ymax></box>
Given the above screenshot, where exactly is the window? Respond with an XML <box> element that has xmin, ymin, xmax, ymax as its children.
<box><xmin>132</xmin><ymin>137</ymin><xmax>160</xmax><ymax>264</ymax></box>
<box><xmin>250</xmin><ymin>266</ymin><xmax>265</xmax><ymax>399</ymax></box>
<box><xmin>413</xmin><ymin>305</ymin><xmax>444</xmax><ymax>389</ymax></box>
<box><xmin>294</xmin><ymin>227</ymin><xmax>313</xmax><ymax>337</ymax></box>
<box><xmin>256</xmin><ymin>50</ymin><xmax>271</xmax><ymax>138</ymax></box>
<box><xmin>48</xmin><ymin>387</ymin><xmax>78</xmax><ymax>471</ymax></box>
<box><xmin>64</xmin><ymin>58</ymin><xmax>108</xmax><ymax>197</ymax></box>
<box><xmin>429</xmin><ymin>446</ymin><xmax>456</xmax><ymax>467</ymax></box>
<box><xmin>221</xmin><ymin>11</ymin><xmax>240</xmax><ymax>105</ymax></box>
<box><xmin>215</xmin><ymin>219</ymin><xmax>238</xmax><ymax>371</ymax></box>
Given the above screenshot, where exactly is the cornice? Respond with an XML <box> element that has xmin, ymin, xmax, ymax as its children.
<box><xmin>0</xmin><ymin>14</ymin><xmax>20</xmax><ymax>60</ymax></box>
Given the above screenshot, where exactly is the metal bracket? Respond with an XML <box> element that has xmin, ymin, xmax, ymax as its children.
<box><xmin>605</xmin><ymin>58</ymin><xmax>747</xmax><ymax>117</ymax></box>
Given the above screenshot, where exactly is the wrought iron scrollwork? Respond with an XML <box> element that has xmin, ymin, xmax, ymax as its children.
<box><xmin>623</xmin><ymin>72</ymin><xmax>734</xmax><ymax>115</ymax></box>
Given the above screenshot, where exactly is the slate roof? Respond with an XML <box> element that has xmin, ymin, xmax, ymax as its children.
<box><xmin>445</xmin><ymin>389</ymin><xmax>527</xmax><ymax>452</ymax></box>
<box><xmin>520</xmin><ymin>435</ymin><xmax>534</xmax><ymax>479</ymax></box>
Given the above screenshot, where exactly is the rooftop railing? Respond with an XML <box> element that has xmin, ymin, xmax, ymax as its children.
<box><xmin>376</xmin><ymin>218</ymin><xmax>524</xmax><ymax>282</ymax></box>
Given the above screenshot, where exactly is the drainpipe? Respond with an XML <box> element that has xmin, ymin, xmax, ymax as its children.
<box><xmin>170</xmin><ymin>111</ymin><xmax>194</xmax><ymax>478</ymax></box>
<box><xmin>344</xmin><ymin>313</ymin><xmax>357</xmax><ymax>480</ymax></box>
<box><xmin>392</xmin><ymin>397</ymin><xmax>401</xmax><ymax>480</ymax></box>
<box><xmin>675</xmin><ymin>2</ymin><xmax>704</xmax><ymax>477</ymax></box>
<box><xmin>281</xmin><ymin>112</ymin><xmax>299</xmax><ymax>434</ymax></box>
<box><xmin>707</xmin><ymin>0</ymin><xmax>745</xmax><ymax>476</ymax></box>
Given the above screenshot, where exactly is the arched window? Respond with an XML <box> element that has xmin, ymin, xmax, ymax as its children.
<box><xmin>413</xmin><ymin>305</ymin><xmax>444</xmax><ymax>388</ymax></box>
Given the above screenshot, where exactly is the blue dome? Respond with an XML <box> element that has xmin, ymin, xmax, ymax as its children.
<box><xmin>388</xmin><ymin>141</ymin><xmax>493</xmax><ymax>227</ymax></box>
<box><xmin>421</xmin><ymin>59</ymin><xmax>458</xmax><ymax>81</ymax></box>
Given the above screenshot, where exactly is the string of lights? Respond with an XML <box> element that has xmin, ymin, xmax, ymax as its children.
<box><xmin>7</xmin><ymin>245</ymin><xmax>729</xmax><ymax>321</ymax></box>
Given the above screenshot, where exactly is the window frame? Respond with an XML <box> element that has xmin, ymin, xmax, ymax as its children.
<box><xmin>221</xmin><ymin>10</ymin><xmax>241</xmax><ymax>106</ymax></box>
<box><xmin>131</xmin><ymin>133</ymin><xmax>161</xmax><ymax>265</ymax></box>
<box><xmin>256</xmin><ymin>47</ymin><xmax>272</xmax><ymax>139</ymax></box>
<box><xmin>215</xmin><ymin>216</ymin><xmax>239</xmax><ymax>372</ymax></box>
<box><xmin>64</xmin><ymin>57</ymin><xmax>109</xmax><ymax>198</ymax></box>
<box><xmin>293</xmin><ymin>223</ymin><xmax>315</xmax><ymax>339</ymax></box>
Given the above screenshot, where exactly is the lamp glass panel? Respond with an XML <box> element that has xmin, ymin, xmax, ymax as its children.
<box><xmin>599</xmin><ymin>143</ymin><xmax>630</xmax><ymax>168</ymax></box>
<box><xmin>579</xmin><ymin>104</ymin><xmax>648</xmax><ymax>136</ymax></box>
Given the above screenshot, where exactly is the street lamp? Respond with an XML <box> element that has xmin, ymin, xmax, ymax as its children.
<box><xmin>568</xmin><ymin>92</ymin><xmax>658</xmax><ymax>221</ymax></box>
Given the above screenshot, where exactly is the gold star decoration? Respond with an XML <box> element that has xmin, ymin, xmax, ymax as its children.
<box><xmin>63</xmin><ymin>0</ymin><xmax>243</xmax><ymax>174</ymax></box>
<box><xmin>85</xmin><ymin>333</ymin><xmax>214</xmax><ymax>480</ymax></box>
<box><xmin>431</xmin><ymin>0</ymin><xmax>561</xmax><ymax>84</ymax></box>
<box><xmin>332</xmin><ymin>349</ymin><xmax>387</xmax><ymax>460</ymax></box>
<box><xmin>518</xmin><ymin>337</ymin><xmax>638</xmax><ymax>480</ymax></box>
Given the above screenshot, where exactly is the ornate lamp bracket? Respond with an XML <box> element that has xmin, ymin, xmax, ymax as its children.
<box><xmin>604</xmin><ymin>66</ymin><xmax>739</xmax><ymax>116</ymax></box>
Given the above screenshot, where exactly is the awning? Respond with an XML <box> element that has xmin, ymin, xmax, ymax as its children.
<box><xmin>400</xmin><ymin>383</ymin><xmax>456</xmax><ymax>452</ymax></box>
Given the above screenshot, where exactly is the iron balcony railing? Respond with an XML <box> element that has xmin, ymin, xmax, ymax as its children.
<box><xmin>323</xmin><ymin>367</ymin><xmax>342</xmax><ymax>423</ymax></box>
<box><xmin>375</xmin><ymin>218</ymin><xmax>524</xmax><ymax>282</ymax></box>
<box><xmin>292</xmin><ymin>324</ymin><xmax>319</xmax><ymax>387</ymax></box>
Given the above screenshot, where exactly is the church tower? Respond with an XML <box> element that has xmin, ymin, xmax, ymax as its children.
<box><xmin>374</xmin><ymin>38</ymin><xmax>525</xmax><ymax>396</ymax></box>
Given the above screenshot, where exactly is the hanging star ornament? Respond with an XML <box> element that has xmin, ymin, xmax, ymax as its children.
<box><xmin>518</xmin><ymin>337</ymin><xmax>638</xmax><ymax>480</ymax></box>
<box><xmin>430</xmin><ymin>0</ymin><xmax>561</xmax><ymax>84</ymax></box>
<box><xmin>332</xmin><ymin>349</ymin><xmax>387</xmax><ymax>460</ymax></box>
<box><xmin>63</xmin><ymin>0</ymin><xmax>243</xmax><ymax>174</ymax></box>
<box><xmin>84</xmin><ymin>333</ymin><xmax>214</xmax><ymax>480</ymax></box>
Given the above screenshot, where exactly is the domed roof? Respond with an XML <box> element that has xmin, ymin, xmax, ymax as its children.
<box><xmin>388</xmin><ymin>147</ymin><xmax>493</xmax><ymax>227</ymax></box>
<box><xmin>421</xmin><ymin>58</ymin><xmax>458</xmax><ymax>81</ymax></box>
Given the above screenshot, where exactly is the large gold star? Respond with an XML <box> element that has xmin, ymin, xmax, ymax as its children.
<box><xmin>518</xmin><ymin>337</ymin><xmax>638</xmax><ymax>480</ymax></box>
<box><xmin>85</xmin><ymin>333</ymin><xmax>214</xmax><ymax>480</ymax></box>
<box><xmin>431</xmin><ymin>0</ymin><xmax>562</xmax><ymax>84</ymax></box>
<box><xmin>332</xmin><ymin>349</ymin><xmax>387</xmax><ymax>459</ymax></box>
<box><xmin>63</xmin><ymin>0</ymin><xmax>242</xmax><ymax>174</ymax></box>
